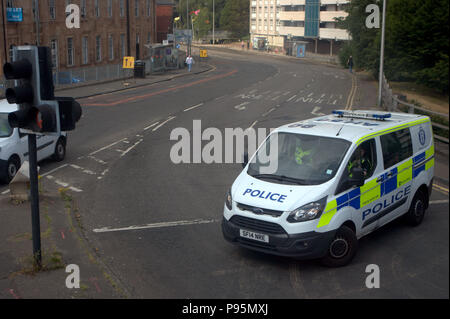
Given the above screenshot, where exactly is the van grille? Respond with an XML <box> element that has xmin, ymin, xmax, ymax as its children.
<box><xmin>230</xmin><ymin>216</ymin><xmax>286</xmax><ymax>235</ymax></box>
<box><xmin>237</xmin><ymin>203</ymin><xmax>284</xmax><ymax>217</ymax></box>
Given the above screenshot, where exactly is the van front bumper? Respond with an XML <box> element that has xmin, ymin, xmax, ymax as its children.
<box><xmin>222</xmin><ymin>217</ymin><xmax>336</xmax><ymax>259</ymax></box>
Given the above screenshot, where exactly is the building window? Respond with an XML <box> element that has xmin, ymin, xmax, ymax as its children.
<box><xmin>82</xmin><ymin>36</ymin><xmax>89</xmax><ymax>64</ymax></box>
<box><xmin>95</xmin><ymin>0</ymin><xmax>100</xmax><ymax>17</ymax></box>
<box><xmin>67</xmin><ymin>38</ymin><xmax>74</xmax><ymax>66</ymax></box>
<box><xmin>49</xmin><ymin>0</ymin><xmax>56</xmax><ymax>19</ymax></box>
<box><xmin>120</xmin><ymin>0</ymin><xmax>125</xmax><ymax>17</ymax></box>
<box><xmin>147</xmin><ymin>32</ymin><xmax>151</xmax><ymax>44</ymax></box>
<box><xmin>120</xmin><ymin>34</ymin><xmax>126</xmax><ymax>57</ymax></box>
<box><xmin>81</xmin><ymin>0</ymin><xmax>86</xmax><ymax>17</ymax></box>
<box><xmin>108</xmin><ymin>0</ymin><xmax>113</xmax><ymax>17</ymax></box>
<box><xmin>50</xmin><ymin>39</ymin><xmax>58</xmax><ymax>68</ymax></box>
<box><xmin>135</xmin><ymin>0</ymin><xmax>139</xmax><ymax>17</ymax></box>
<box><xmin>108</xmin><ymin>35</ymin><xmax>114</xmax><ymax>60</ymax></box>
<box><xmin>96</xmin><ymin>36</ymin><xmax>102</xmax><ymax>61</ymax></box>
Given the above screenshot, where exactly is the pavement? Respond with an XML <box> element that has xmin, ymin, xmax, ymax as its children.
<box><xmin>55</xmin><ymin>62</ymin><xmax>213</xmax><ymax>99</ymax></box>
<box><xmin>0</xmin><ymin>178</ymin><xmax>125</xmax><ymax>298</ymax></box>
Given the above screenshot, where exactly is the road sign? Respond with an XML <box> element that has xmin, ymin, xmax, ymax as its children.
<box><xmin>200</xmin><ymin>50</ymin><xmax>208</xmax><ymax>58</ymax></box>
<box><xmin>123</xmin><ymin>56</ymin><xmax>135</xmax><ymax>69</ymax></box>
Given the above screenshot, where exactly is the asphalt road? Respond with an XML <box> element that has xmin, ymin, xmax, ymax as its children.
<box><xmin>3</xmin><ymin>48</ymin><xmax>448</xmax><ymax>298</ymax></box>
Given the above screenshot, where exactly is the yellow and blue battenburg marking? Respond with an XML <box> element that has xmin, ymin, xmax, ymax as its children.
<box><xmin>317</xmin><ymin>145</ymin><xmax>434</xmax><ymax>228</ymax></box>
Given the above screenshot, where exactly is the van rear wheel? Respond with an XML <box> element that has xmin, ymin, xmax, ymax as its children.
<box><xmin>321</xmin><ymin>225</ymin><xmax>358</xmax><ymax>267</ymax></box>
<box><xmin>1</xmin><ymin>156</ymin><xmax>20</xmax><ymax>184</ymax></box>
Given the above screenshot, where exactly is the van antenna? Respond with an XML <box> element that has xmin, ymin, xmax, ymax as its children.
<box><xmin>336</xmin><ymin>124</ymin><xmax>345</xmax><ymax>136</ymax></box>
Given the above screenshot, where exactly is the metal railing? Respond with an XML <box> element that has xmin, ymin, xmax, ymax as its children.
<box><xmin>381</xmin><ymin>74</ymin><xmax>449</xmax><ymax>143</ymax></box>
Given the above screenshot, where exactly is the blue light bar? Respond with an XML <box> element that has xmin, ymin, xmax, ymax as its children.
<box><xmin>332</xmin><ymin>110</ymin><xmax>391</xmax><ymax>121</ymax></box>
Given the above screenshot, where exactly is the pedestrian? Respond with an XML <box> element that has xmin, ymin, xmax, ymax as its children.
<box><xmin>185</xmin><ymin>55</ymin><xmax>194</xmax><ymax>72</ymax></box>
<box><xmin>347</xmin><ymin>55</ymin><xmax>354</xmax><ymax>73</ymax></box>
<box><xmin>241</xmin><ymin>40</ymin><xmax>245</xmax><ymax>50</ymax></box>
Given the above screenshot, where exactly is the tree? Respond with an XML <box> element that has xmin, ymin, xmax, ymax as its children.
<box><xmin>219</xmin><ymin>0</ymin><xmax>249</xmax><ymax>39</ymax></box>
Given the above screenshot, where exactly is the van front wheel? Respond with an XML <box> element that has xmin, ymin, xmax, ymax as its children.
<box><xmin>404</xmin><ymin>190</ymin><xmax>426</xmax><ymax>226</ymax></box>
<box><xmin>321</xmin><ymin>225</ymin><xmax>358</xmax><ymax>267</ymax></box>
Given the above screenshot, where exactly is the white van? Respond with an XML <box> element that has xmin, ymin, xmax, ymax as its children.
<box><xmin>0</xmin><ymin>99</ymin><xmax>67</xmax><ymax>183</ymax></box>
<box><xmin>222</xmin><ymin>110</ymin><xmax>435</xmax><ymax>267</ymax></box>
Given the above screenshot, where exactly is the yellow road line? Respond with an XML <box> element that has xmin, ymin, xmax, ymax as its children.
<box><xmin>433</xmin><ymin>183</ymin><xmax>449</xmax><ymax>194</ymax></box>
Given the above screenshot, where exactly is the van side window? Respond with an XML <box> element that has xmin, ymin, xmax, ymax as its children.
<box><xmin>380</xmin><ymin>129</ymin><xmax>413</xmax><ymax>169</ymax></box>
<box><xmin>336</xmin><ymin>139</ymin><xmax>377</xmax><ymax>194</ymax></box>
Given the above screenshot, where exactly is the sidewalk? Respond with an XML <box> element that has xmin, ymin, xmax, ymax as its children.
<box><xmin>0</xmin><ymin>178</ymin><xmax>126</xmax><ymax>298</ymax></box>
<box><xmin>195</xmin><ymin>43</ymin><xmax>339</xmax><ymax>65</ymax></box>
<box><xmin>1</xmin><ymin>63</ymin><xmax>213</xmax><ymax>101</ymax></box>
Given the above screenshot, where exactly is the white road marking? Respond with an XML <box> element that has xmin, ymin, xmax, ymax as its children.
<box><xmin>93</xmin><ymin>218</ymin><xmax>220</xmax><ymax>233</ymax></box>
<box><xmin>272</xmin><ymin>95</ymin><xmax>281</xmax><ymax>101</ymax></box>
<box><xmin>1</xmin><ymin>189</ymin><xmax>10</xmax><ymax>195</ymax></box>
<box><xmin>430</xmin><ymin>200</ymin><xmax>449</xmax><ymax>205</ymax></box>
<box><xmin>234</xmin><ymin>102</ymin><xmax>250</xmax><ymax>111</ymax></box>
<box><xmin>55</xmin><ymin>180</ymin><xmax>69</xmax><ymax>188</ymax></box>
<box><xmin>144</xmin><ymin>122</ymin><xmax>159</xmax><ymax>131</ymax></box>
<box><xmin>40</xmin><ymin>164</ymin><xmax>69</xmax><ymax>178</ymax></box>
<box><xmin>246</xmin><ymin>120</ymin><xmax>258</xmax><ymax>131</ymax></box>
<box><xmin>89</xmin><ymin>138</ymin><xmax>128</xmax><ymax>156</ymax></box>
<box><xmin>69</xmin><ymin>187</ymin><xmax>83</xmax><ymax>193</ymax></box>
<box><xmin>183</xmin><ymin>103</ymin><xmax>204</xmax><ymax>112</ymax></box>
<box><xmin>120</xmin><ymin>139</ymin><xmax>143</xmax><ymax>157</ymax></box>
<box><xmin>283</xmin><ymin>91</ymin><xmax>291</xmax><ymax>96</ymax></box>
<box><xmin>153</xmin><ymin>116</ymin><xmax>176</xmax><ymax>132</ymax></box>
<box><xmin>88</xmin><ymin>156</ymin><xmax>107</xmax><ymax>165</ymax></box>
<box><xmin>262</xmin><ymin>107</ymin><xmax>276</xmax><ymax>117</ymax></box>
<box><xmin>311</xmin><ymin>106</ymin><xmax>325</xmax><ymax>116</ymax></box>
<box><xmin>287</xmin><ymin>95</ymin><xmax>297</xmax><ymax>102</ymax></box>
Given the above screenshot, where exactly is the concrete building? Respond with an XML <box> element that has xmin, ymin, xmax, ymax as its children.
<box><xmin>0</xmin><ymin>0</ymin><xmax>156</xmax><ymax>77</ymax></box>
<box><xmin>250</xmin><ymin>0</ymin><xmax>350</xmax><ymax>55</ymax></box>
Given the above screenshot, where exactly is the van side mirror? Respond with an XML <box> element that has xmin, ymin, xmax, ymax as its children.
<box><xmin>349</xmin><ymin>167</ymin><xmax>365</xmax><ymax>187</ymax></box>
<box><xmin>242</xmin><ymin>151</ymin><xmax>249</xmax><ymax>168</ymax></box>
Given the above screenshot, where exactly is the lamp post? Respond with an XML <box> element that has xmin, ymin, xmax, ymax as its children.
<box><xmin>212</xmin><ymin>0</ymin><xmax>215</xmax><ymax>45</ymax></box>
<box><xmin>378</xmin><ymin>0</ymin><xmax>387</xmax><ymax>107</ymax></box>
<box><xmin>1</xmin><ymin>0</ymin><xmax>7</xmax><ymax>61</ymax></box>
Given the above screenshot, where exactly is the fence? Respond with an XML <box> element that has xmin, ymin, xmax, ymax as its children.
<box><xmin>381</xmin><ymin>74</ymin><xmax>449</xmax><ymax>144</ymax></box>
<box><xmin>1</xmin><ymin>48</ymin><xmax>187</xmax><ymax>98</ymax></box>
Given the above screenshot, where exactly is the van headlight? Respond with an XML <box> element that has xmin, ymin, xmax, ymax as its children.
<box><xmin>287</xmin><ymin>197</ymin><xmax>327</xmax><ymax>223</ymax></box>
<box><xmin>225</xmin><ymin>189</ymin><xmax>233</xmax><ymax>210</ymax></box>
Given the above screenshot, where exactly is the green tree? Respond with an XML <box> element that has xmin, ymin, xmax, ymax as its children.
<box><xmin>219</xmin><ymin>0</ymin><xmax>249</xmax><ymax>39</ymax></box>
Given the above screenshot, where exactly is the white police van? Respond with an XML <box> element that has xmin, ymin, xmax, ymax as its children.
<box><xmin>222</xmin><ymin>110</ymin><xmax>435</xmax><ymax>267</ymax></box>
<box><xmin>0</xmin><ymin>99</ymin><xmax>67</xmax><ymax>183</ymax></box>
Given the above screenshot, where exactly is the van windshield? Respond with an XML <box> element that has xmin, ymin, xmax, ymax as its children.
<box><xmin>248</xmin><ymin>132</ymin><xmax>351</xmax><ymax>185</ymax></box>
<box><xmin>0</xmin><ymin>113</ymin><xmax>13</xmax><ymax>138</ymax></box>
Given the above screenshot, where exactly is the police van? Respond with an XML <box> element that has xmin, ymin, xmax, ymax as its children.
<box><xmin>0</xmin><ymin>99</ymin><xmax>67</xmax><ymax>183</ymax></box>
<box><xmin>222</xmin><ymin>110</ymin><xmax>435</xmax><ymax>267</ymax></box>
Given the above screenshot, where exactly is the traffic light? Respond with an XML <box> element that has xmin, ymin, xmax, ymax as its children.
<box><xmin>2</xmin><ymin>46</ymin><xmax>82</xmax><ymax>134</ymax></box>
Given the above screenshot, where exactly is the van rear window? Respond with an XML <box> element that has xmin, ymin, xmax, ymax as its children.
<box><xmin>0</xmin><ymin>113</ymin><xmax>13</xmax><ymax>138</ymax></box>
<box><xmin>380</xmin><ymin>128</ymin><xmax>413</xmax><ymax>169</ymax></box>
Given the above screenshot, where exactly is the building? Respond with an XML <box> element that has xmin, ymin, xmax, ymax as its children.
<box><xmin>250</xmin><ymin>0</ymin><xmax>350</xmax><ymax>55</ymax></box>
<box><xmin>0</xmin><ymin>0</ymin><xmax>156</xmax><ymax>77</ymax></box>
<box><xmin>156</xmin><ymin>0</ymin><xmax>174</xmax><ymax>43</ymax></box>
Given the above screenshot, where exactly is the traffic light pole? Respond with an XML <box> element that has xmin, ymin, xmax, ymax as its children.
<box><xmin>28</xmin><ymin>133</ymin><xmax>42</xmax><ymax>268</ymax></box>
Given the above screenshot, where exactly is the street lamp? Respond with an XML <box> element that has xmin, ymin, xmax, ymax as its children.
<box><xmin>378</xmin><ymin>0</ymin><xmax>387</xmax><ymax>107</ymax></box>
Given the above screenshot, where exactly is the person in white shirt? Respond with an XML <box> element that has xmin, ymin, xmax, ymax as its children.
<box><xmin>185</xmin><ymin>55</ymin><xmax>195</xmax><ymax>72</ymax></box>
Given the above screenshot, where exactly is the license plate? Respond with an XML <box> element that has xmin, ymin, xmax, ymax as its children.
<box><xmin>239</xmin><ymin>229</ymin><xmax>269</xmax><ymax>243</ymax></box>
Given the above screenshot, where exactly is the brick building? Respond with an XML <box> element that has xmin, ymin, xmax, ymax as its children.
<box><xmin>156</xmin><ymin>0</ymin><xmax>173</xmax><ymax>43</ymax></box>
<box><xmin>0</xmin><ymin>0</ymin><xmax>156</xmax><ymax>77</ymax></box>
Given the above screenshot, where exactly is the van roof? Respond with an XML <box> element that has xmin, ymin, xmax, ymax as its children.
<box><xmin>0</xmin><ymin>99</ymin><xmax>18</xmax><ymax>113</ymax></box>
<box><xmin>277</xmin><ymin>109</ymin><xmax>430</xmax><ymax>144</ymax></box>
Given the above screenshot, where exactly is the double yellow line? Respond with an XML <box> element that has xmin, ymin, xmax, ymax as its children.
<box><xmin>345</xmin><ymin>75</ymin><xmax>357</xmax><ymax>110</ymax></box>
<box><xmin>433</xmin><ymin>183</ymin><xmax>449</xmax><ymax>195</ymax></box>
